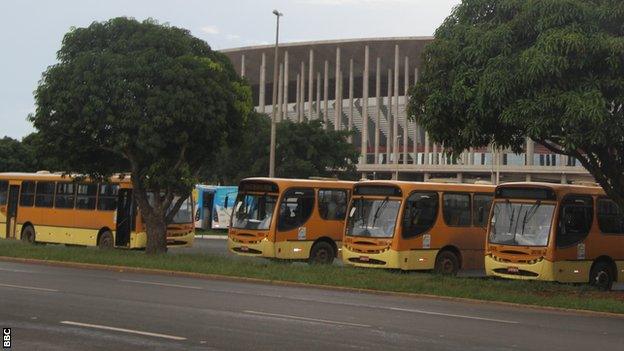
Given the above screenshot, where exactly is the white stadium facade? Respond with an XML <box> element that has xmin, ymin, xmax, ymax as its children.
<box><xmin>220</xmin><ymin>36</ymin><xmax>593</xmax><ymax>184</ymax></box>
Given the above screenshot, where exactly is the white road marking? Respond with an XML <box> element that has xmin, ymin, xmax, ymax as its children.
<box><xmin>60</xmin><ymin>321</ymin><xmax>187</xmax><ymax>341</ymax></box>
<box><xmin>0</xmin><ymin>283</ymin><xmax>58</xmax><ymax>292</ymax></box>
<box><xmin>388</xmin><ymin>307</ymin><xmax>519</xmax><ymax>324</ymax></box>
<box><xmin>119</xmin><ymin>279</ymin><xmax>203</xmax><ymax>290</ymax></box>
<box><xmin>244</xmin><ymin>310</ymin><xmax>371</xmax><ymax>328</ymax></box>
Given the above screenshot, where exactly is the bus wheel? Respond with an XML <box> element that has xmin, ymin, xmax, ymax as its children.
<box><xmin>590</xmin><ymin>262</ymin><xmax>614</xmax><ymax>291</ymax></box>
<box><xmin>309</xmin><ymin>242</ymin><xmax>335</xmax><ymax>265</ymax></box>
<box><xmin>21</xmin><ymin>225</ymin><xmax>35</xmax><ymax>244</ymax></box>
<box><xmin>434</xmin><ymin>251</ymin><xmax>459</xmax><ymax>275</ymax></box>
<box><xmin>98</xmin><ymin>231</ymin><xmax>114</xmax><ymax>250</ymax></box>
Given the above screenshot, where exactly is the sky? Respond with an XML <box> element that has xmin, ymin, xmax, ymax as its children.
<box><xmin>0</xmin><ymin>0</ymin><xmax>461</xmax><ymax>139</ymax></box>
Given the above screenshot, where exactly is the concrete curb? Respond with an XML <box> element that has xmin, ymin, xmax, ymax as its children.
<box><xmin>194</xmin><ymin>235</ymin><xmax>227</xmax><ymax>240</ymax></box>
<box><xmin>0</xmin><ymin>255</ymin><xmax>622</xmax><ymax>319</ymax></box>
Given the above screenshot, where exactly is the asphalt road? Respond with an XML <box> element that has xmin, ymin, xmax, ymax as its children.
<box><xmin>1</xmin><ymin>261</ymin><xmax>623</xmax><ymax>351</ymax></box>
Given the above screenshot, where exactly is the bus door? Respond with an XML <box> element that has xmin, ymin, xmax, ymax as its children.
<box><xmin>202</xmin><ymin>192</ymin><xmax>214</xmax><ymax>230</ymax></box>
<box><xmin>6</xmin><ymin>185</ymin><xmax>20</xmax><ymax>239</ymax></box>
<box><xmin>115</xmin><ymin>189</ymin><xmax>133</xmax><ymax>246</ymax></box>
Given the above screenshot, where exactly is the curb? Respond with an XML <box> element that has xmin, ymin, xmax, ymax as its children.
<box><xmin>194</xmin><ymin>235</ymin><xmax>227</xmax><ymax>240</ymax></box>
<box><xmin>0</xmin><ymin>255</ymin><xmax>622</xmax><ymax>319</ymax></box>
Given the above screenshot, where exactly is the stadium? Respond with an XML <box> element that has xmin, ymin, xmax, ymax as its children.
<box><xmin>221</xmin><ymin>36</ymin><xmax>592</xmax><ymax>184</ymax></box>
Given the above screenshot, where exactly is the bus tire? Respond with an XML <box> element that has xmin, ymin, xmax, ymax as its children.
<box><xmin>590</xmin><ymin>261</ymin><xmax>614</xmax><ymax>291</ymax></box>
<box><xmin>21</xmin><ymin>225</ymin><xmax>35</xmax><ymax>244</ymax></box>
<box><xmin>308</xmin><ymin>241</ymin><xmax>335</xmax><ymax>265</ymax></box>
<box><xmin>98</xmin><ymin>230</ymin><xmax>114</xmax><ymax>250</ymax></box>
<box><xmin>434</xmin><ymin>250</ymin><xmax>460</xmax><ymax>275</ymax></box>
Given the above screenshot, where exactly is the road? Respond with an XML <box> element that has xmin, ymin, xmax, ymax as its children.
<box><xmin>1</xmin><ymin>261</ymin><xmax>623</xmax><ymax>350</ymax></box>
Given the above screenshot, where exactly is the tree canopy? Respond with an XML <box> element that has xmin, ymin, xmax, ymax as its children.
<box><xmin>210</xmin><ymin>114</ymin><xmax>359</xmax><ymax>184</ymax></box>
<box><xmin>409</xmin><ymin>0</ymin><xmax>624</xmax><ymax>203</ymax></box>
<box><xmin>31</xmin><ymin>17</ymin><xmax>252</xmax><ymax>253</ymax></box>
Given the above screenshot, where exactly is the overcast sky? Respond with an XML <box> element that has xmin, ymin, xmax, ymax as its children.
<box><xmin>0</xmin><ymin>0</ymin><xmax>460</xmax><ymax>139</ymax></box>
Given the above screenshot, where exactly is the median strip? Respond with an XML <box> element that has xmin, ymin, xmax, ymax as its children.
<box><xmin>60</xmin><ymin>321</ymin><xmax>187</xmax><ymax>341</ymax></box>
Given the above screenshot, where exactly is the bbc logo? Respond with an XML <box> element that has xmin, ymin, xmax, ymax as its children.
<box><xmin>2</xmin><ymin>328</ymin><xmax>10</xmax><ymax>349</ymax></box>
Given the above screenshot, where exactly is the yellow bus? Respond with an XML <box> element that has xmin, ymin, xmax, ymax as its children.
<box><xmin>0</xmin><ymin>172</ymin><xmax>194</xmax><ymax>248</ymax></box>
<box><xmin>228</xmin><ymin>177</ymin><xmax>354</xmax><ymax>264</ymax></box>
<box><xmin>342</xmin><ymin>181</ymin><xmax>495</xmax><ymax>273</ymax></box>
<box><xmin>485</xmin><ymin>182</ymin><xmax>624</xmax><ymax>290</ymax></box>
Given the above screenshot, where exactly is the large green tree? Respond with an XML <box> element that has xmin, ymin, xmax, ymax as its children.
<box><xmin>409</xmin><ymin>0</ymin><xmax>624</xmax><ymax>204</ymax></box>
<box><xmin>209</xmin><ymin>115</ymin><xmax>359</xmax><ymax>184</ymax></box>
<box><xmin>31</xmin><ymin>17</ymin><xmax>252</xmax><ymax>254</ymax></box>
<box><xmin>0</xmin><ymin>136</ymin><xmax>37</xmax><ymax>172</ymax></box>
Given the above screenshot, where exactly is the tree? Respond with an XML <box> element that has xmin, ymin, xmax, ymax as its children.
<box><xmin>409</xmin><ymin>0</ymin><xmax>624</xmax><ymax>205</ymax></box>
<box><xmin>0</xmin><ymin>136</ymin><xmax>37</xmax><ymax>172</ymax></box>
<box><xmin>209</xmin><ymin>116</ymin><xmax>359</xmax><ymax>184</ymax></box>
<box><xmin>31</xmin><ymin>17</ymin><xmax>252</xmax><ymax>254</ymax></box>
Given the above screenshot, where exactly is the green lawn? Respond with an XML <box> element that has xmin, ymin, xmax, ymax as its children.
<box><xmin>1</xmin><ymin>239</ymin><xmax>623</xmax><ymax>314</ymax></box>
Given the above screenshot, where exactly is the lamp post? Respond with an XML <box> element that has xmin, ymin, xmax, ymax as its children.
<box><xmin>269</xmin><ymin>9</ymin><xmax>283</xmax><ymax>178</ymax></box>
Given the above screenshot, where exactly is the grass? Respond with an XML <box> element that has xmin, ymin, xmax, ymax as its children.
<box><xmin>1</xmin><ymin>240</ymin><xmax>623</xmax><ymax>314</ymax></box>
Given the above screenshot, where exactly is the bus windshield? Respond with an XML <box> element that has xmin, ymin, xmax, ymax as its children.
<box><xmin>489</xmin><ymin>201</ymin><xmax>555</xmax><ymax>246</ymax></box>
<box><xmin>232</xmin><ymin>193</ymin><xmax>277</xmax><ymax>230</ymax></box>
<box><xmin>346</xmin><ymin>198</ymin><xmax>401</xmax><ymax>238</ymax></box>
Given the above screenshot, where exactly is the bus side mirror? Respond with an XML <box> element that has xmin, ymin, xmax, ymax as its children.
<box><xmin>224</xmin><ymin>196</ymin><xmax>229</xmax><ymax>209</ymax></box>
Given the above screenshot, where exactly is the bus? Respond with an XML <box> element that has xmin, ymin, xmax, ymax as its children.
<box><xmin>228</xmin><ymin>177</ymin><xmax>354</xmax><ymax>264</ymax></box>
<box><xmin>485</xmin><ymin>182</ymin><xmax>624</xmax><ymax>290</ymax></box>
<box><xmin>193</xmin><ymin>185</ymin><xmax>237</xmax><ymax>230</ymax></box>
<box><xmin>342</xmin><ymin>181</ymin><xmax>495</xmax><ymax>274</ymax></box>
<box><xmin>0</xmin><ymin>172</ymin><xmax>194</xmax><ymax>248</ymax></box>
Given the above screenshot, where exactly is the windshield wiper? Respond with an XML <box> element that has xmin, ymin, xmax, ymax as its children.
<box><xmin>520</xmin><ymin>200</ymin><xmax>541</xmax><ymax>238</ymax></box>
<box><xmin>372</xmin><ymin>197</ymin><xmax>389</xmax><ymax>229</ymax></box>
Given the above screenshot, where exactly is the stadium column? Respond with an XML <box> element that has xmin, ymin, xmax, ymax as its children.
<box><xmin>424</xmin><ymin>131</ymin><xmax>430</xmax><ymax>180</ymax></box>
<box><xmin>316</xmin><ymin>72</ymin><xmax>321</xmax><ymax>120</ymax></box>
<box><xmin>323</xmin><ymin>60</ymin><xmax>329</xmax><ymax>130</ymax></box>
<box><xmin>526</xmin><ymin>137</ymin><xmax>534</xmax><ymax>166</ymax></box>
<box><xmin>387</xmin><ymin>69</ymin><xmax>393</xmax><ymax>164</ymax></box>
<box><xmin>361</xmin><ymin>45</ymin><xmax>369</xmax><ymax>165</ymax></box>
<box><xmin>393</xmin><ymin>45</ymin><xmax>399</xmax><ymax>172</ymax></box>
<box><xmin>283</xmin><ymin>51</ymin><xmax>289</xmax><ymax>121</ymax></box>
<box><xmin>335</xmin><ymin>47</ymin><xmax>341</xmax><ymax>131</ymax></box>
<box><xmin>241</xmin><ymin>54</ymin><xmax>246</xmax><ymax>77</ymax></box>
<box><xmin>403</xmin><ymin>56</ymin><xmax>409</xmax><ymax>165</ymax></box>
<box><xmin>259</xmin><ymin>52</ymin><xmax>266</xmax><ymax>113</ymax></box>
<box><xmin>295</xmin><ymin>73</ymin><xmax>300</xmax><ymax>121</ymax></box>
<box><xmin>300</xmin><ymin>61</ymin><xmax>305</xmax><ymax>122</ymax></box>
<box><xmin>413</xmin><ymin>67</ymin><xmax>419</xmax><ymax>164</ymax></box>
<box><xmin>374</xmin><ymin>57</ymin><xmax>381</xmax><ymax>165</ymax></box>
<box><xmin>348</xmin><ymin>58</ymin><xmax>354</xmax><ymax>143</ymax></box>
<box><xmin>433</xmin><ymin>141</ymin><xmax>438</xmax><ymax>165</ymax></box>
<box><xmin>277</xmin><ymin>64</ymin><xmax>283</xmax><ymax>122</ymax></box>
<box><xmin>308</xmin><ymin>49</ymin><xmax>314</xmax><ymax>118</ymax></box>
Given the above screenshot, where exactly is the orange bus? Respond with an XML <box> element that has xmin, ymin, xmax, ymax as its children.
<box><xmin>0</xmin><ymin>172</ymin><xmax>194</xmax><ymax>248</ymax></box>
<box><xmin>485</xmin><ymin>182</ymin><xmax>624</xmax><ymax>290</ymax></box>
<box><xmin>342</xmin><ymin>181</ymin><xmax>495</xmax><ymax>273</ymax></box>
<box><xmin>228</xmin><ymin>177</ymin><xmax>354</xmax><ymax>264</ymax></box>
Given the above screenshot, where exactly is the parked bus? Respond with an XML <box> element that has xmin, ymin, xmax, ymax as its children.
<box><xmin>485</xmin><ymin>182</ymin><xmax>624</xmax><ymax>290</ymax></box>
<box><xmin>0</xmin><ymin>172</ymin><xmax>194</xmax><ymax>248</ymax></box>
<box><xmin>342</xmin><ymin>181</ymin><xmax>495</xmax><ymax>274</ymax></box>
<box><xmin>228</xmin><ymin>177</ymin><xmax>354</xmax><ymax>264</ymax></box>
<box><xmin>193</xmin><ymin>185</ymin><xmax>237</xmax><ymax>230</ymax></box>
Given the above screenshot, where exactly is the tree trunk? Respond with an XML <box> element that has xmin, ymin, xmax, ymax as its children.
<box><xmin>144</xmin><ymin>213</ymin><xmax>168</xmax><ymax>255</ymax></box>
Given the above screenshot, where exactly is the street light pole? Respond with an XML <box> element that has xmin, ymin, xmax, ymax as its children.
<box><xmin>269</xmin><ymin>9</ymin><xmax>283</xmax><ymax>178</ymax></box>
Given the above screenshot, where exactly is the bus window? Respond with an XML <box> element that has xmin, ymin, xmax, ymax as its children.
<box><xmin>277</xmin><ymin>188</ymin><xmax>314</xmax><ymax>231</ymax></box>
<box><xmin>76</xmin><ymin>183</ymin><xmax>97</xmax><ymax>210</ymax></box>
<box><xmin>556</xmin><ymin>195</ymin><xmax>593</xmax><ymax>247</ymax></box>
<box><xmin>473</xmin><ymin>194</ymin><xmax>493</xmax><ymax>226</ymax></box>
<box><xmin>20</xmin><ymin>181</ymin><xmax>36</xmax><ymax>207</ymax></box>
<box><xmin>35</xmin><ymin>182</ymin><xmax>55</xmax><ymax>208</ymax></box>
<box><xmin>318</xmin><ymin>189</ymin><xmax>347</xmax><ymax>220</ymax></box>
<box><xmin>597</xmin><ymin>198</ymin><xmax>624</xmax><ymax>234</ymax></box>
<box><xmin>232</xmin><ymin>193</ymin><xmax>277</xmax><ymax>230</ymax></box>
<box><xmin>55</xmin><ymin>183</ymin><xmax>76</xmax><ymax>209</ymax></box>
<box><xmin>402</xmin><ymin>192</ymin><xmax>438</xmax><ymax>238</ymax></box>
<box><xmin>98</xmin><ymin>184</ymin><xmax>119</xmax><ymax>211</ymax></box>
<box><xmin>347</xmin><ymin>197</ymin><xmax>401</xmax><ymax>238</ymax></box>
<box><xmin>0</xmin><ymin>181</ymin><xmax>7</xmax><ymax>205</ymax></box>
<box><xmin>443</xmin><ymin>193</ymin><xmax>471</xmax><ymax>226</ymax></box>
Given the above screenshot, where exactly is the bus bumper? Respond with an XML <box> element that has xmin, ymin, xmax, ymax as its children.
<box><xmin>228</xmin><ymin>237</ymin><xmax>276</xmax><ymax>257</ymax></box>
<box><xmin>341</xmin><ymin>246</ymin><xmax>438</xmax><ymax>270</ymax></box>
<box><xmin>485</xmin><ymin>254</ymin><xmax>556</xmax><ymax>281</ymax></box>
<box><xmin>167</xmin><ymin>231</ymin><xmax>195</xmax><ymax>247</ymax></box>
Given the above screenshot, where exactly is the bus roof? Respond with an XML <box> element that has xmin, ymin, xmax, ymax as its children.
<box><xmin>0</xmin><ymin>172</ymin><xmax>131</xmax><ymax>183</ymax></box>
<box><xmin>496</xmin><ymin>182</ymin><xmax>605</xmax><ymax>197</ymax></box>
<box><xmin>240</xmin><ymin>177</ymin><xmax>355</xmax><ymax>189</ymax></box>
<box><xmin>355</xmin><ymin>180</ymin><xmax>496</xmax><ymax>193</ymax></box>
